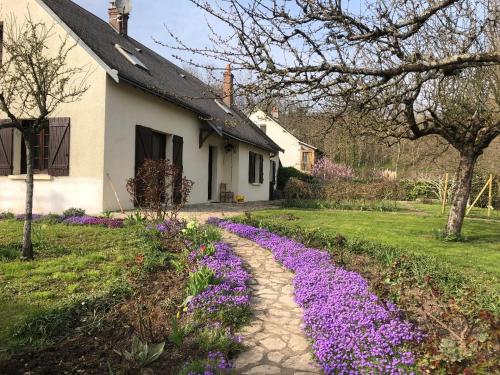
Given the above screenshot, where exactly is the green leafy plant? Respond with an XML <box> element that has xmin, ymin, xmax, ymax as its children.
<box><xmin>168</xmin><ymin>316</ymin><xmax>193</xmax><ymax>347</ymax></box>
<box><xmin>432</xmin><ymin>229</ymin><xmax>467</xmax><ymax>243</ymax></box>
<box><xmin>282</xmin><ymin>199</ymin><xmax>401</xmax><ymax>212</ymax></box>
<box><xmin>182</xmin><ymin>221</ymin><xmax>222</xmax><ymax>247</ymax></box>
<box><xmin>101</xmin><ymin>211</ymin><xmax>113</xmax><ymax>219</ymax></box>
<box><xmin>62</xmin><ymin>207</ymin><xmax>86</xmax><ymax>218</ymax></box>
<box><xmin>38</xmin><ymin>213</ymin><xmax>63</xmax><ymax>225</ymax></box>
<box><xmin>199</xmin><ymin>226</ymin><xmax>222</xmax><ymax>245</ymax></box>
<box><xmin>0</xmin><ymin>212</ymin><xmax>15</xmax><ymax>220</ymax></box>
<box><xmin>125</xmin><ymin>210</ymin><xmax>147</xmax><ymax>226</ymax></box>
<box><xmin>121</xmin><ymin>335</ymin><xmax>165</xmax><ymax>367</ymax></box>
<box><xmin>186</xmin><ymin>266</ymin><xmax>217</xmax><ymax>297</ymax></box>
<box><xmin>195</xmin><ymin>326</ymin><xmax>243</xmax><ymax>354</ymax></box>
<box><xmin>181</xmin><ymin>220</ymin><xmax>199</xmax><ymax>239</ymax></box>
<box><xmin>277</xmin><ymin>166</ymin><xmax>313</xmax><ymax>191</ymax></box>
<box><xmin>169</xmin><ymin>252</ymin><xmax>188</xmax><ymax>272</ymax></box>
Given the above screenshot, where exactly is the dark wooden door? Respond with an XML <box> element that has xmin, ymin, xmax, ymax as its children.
<box><xmin>269</xmin><ymin>160</ymin><xmax>276</xmax><ymax>200</ymax></box>
<box><xmin>135</xmin><ymin>125</ymin><xmax>166</xmax><ymax>205</ymax></box>
<box><xmin>135</xmin><ymin>125</ymin><xmax>166</xmax><ymax>171</ymax></box>
<box><xmin>135</xmin><ymin>125</ymin><xmax>153</xmax><ymax>175</ymax></box>
<box><xmin>172</xmin><ymin>135</ymin><xmax>184</xmax><ymax>204</ymax></box>
<box><xmin>208</xmin><ymin>146</ymin><xmax>215</xmax><ymax>200</ymax></box>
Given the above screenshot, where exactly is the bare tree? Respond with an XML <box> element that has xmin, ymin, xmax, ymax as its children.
<box><xmin>169</xmin><ymin>0</ymin><xmax>499</xmax><ymax>236</ymax></box>
<box><xmin>0</xmin><ymin>13</ymin><xmax>89</xmax><ymax>259</ymax></box>
<box><xmin>372</xmin><ymin>67</ymin><xmax>499</xmax><ymax>235</ymax></box>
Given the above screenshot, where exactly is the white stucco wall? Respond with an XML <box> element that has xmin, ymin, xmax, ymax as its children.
<box><xmin>103</xmin><ymin>80</ymin><xmax>274</xmax><ymax>210</ymax></box>
<box><xmin>235</xmin><ymin>142</ymin><xmax>272</xmax><ymax>202</ymax></box>
<box><xmin>250</xmin><ymin>110</ymin><xmax>316</xmax><ymax>172</ymax></box>
<box><xmin>0</xmin><ymin>0</ymin><xmax>108</xmax><ymax>214</ymax></box>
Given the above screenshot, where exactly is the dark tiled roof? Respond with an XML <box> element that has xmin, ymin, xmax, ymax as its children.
<box><xmin>40</xmin><ymin>0</ymin><xmax>282</xmax><ymax>152</ymax></box>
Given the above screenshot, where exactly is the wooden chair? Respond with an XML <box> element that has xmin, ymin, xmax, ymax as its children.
<box><xmin>219</xmin><ymin>183</ymin><xmax>234</xmax><ymax>203</ymax></box>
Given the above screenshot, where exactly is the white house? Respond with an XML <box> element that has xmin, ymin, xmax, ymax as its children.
<box><xmin>0</xmin><ymin>0</ymin><xmax>282</xmax><ymax>214</ymax></box>
<box><xmin>250</xmin><ymin>109</ymin><xmax>317</xmax><ymax>173</ymax></box>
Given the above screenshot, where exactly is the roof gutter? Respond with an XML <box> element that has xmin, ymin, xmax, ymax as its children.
<box><xmin>299</xmin><ymin>140</ymin><xmax>318</xmax><ymax>150</ymax></box>
<box><xmin>36</xmin><ymin>0</ymin><xmax>120</xmax><ymax>83</ymax></box>
<box><xmin>223</xmin><ymin>132</ymin><xmax>283</xmax><ymax>154</ymax></box>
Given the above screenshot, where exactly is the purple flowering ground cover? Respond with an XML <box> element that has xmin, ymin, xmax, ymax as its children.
<box><xmin>63</xmin><ymin>216</ymin><xmax>124</xmax><ymax>228</ymax></box>
<box><xmin>188</xmin><ymin>241</ymin><xmax>251</xmax><ymax>324</ymax></box>
<box><xmin>208</xmin><ymin>218</ymin><xmax>423</xmax><ymax>375</ymax></box>
<box><xmin>182</xmin><ymin>235</ymin><xmax>251</xmax><ymax>374</ymax></box>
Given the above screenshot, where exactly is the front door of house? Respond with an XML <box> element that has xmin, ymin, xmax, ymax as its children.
<box><xmin>208</xmin><ymin>146</ymin><xmax>215</xmax><ymax>200</ymax></box>
<box><xmin>172</xmin><ymin>135</ymin><xmax>184</xmax><ymax>205</ymax></box>
<box><xmin>269</xmin><ymin>160</ymin><xmax>276</xmax><ymax>200</ymax></box>
<box><xmin>135</xmin><ymin>125</ymin><xmax>166</xmax><ymax>205</ymax></box>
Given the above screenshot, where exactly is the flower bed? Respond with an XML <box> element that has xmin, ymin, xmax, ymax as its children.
<box><xmin>15</xmin><ymin>214</ymin><xmax>44</xmax><ymax>222</ymax></box>
<box><xmin>208</xmin><ymin>218</ymin><xmax>423</xmax><ymax>374</ymax></box>
<box><xmin>180</xmin><ymin>222</ymin><xmax>251</xmax><ymax>374</ymax></box>
<box><xmin>188</xmin><ymin>242</ymin><xmax>251</xmax><ymax>318</ymax></box>
<box><xmin>63</xmin><ymin>216</ymin><xmax>124</xmax><ymax>228</ymax></box>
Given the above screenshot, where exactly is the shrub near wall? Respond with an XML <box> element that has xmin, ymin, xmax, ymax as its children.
<box><xmin>277</xmin><ymin>166</ymin><xmax>312</xmax><ymax>191</ymax></box>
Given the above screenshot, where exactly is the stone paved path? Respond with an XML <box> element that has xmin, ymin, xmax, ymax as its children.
<box><xmin>222</xmin><ymin>231</ymin><xmax>321</xmax><ymax>375</ymax></box>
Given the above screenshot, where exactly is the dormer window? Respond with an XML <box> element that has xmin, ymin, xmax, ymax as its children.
<box><xmin>215</xmin><ymin>99</ymin><xmax>234</xmax><ymax>116</ymax></box>
<box><xmin>115</xmin><ymin>44</ymin><xmax>148</xmax><ymax>71</ymax></box>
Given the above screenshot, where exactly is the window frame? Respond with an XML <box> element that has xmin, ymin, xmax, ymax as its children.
<box><xmin>301</xmin><ymin>151</ymin><xmax>313</xmax><ymax>173</ymax></box>
<box><xmin>21</xmin><ymin>125</ymin><xmax>50</xmax><ymax>174</ymax></box>
<box><xmin>249</xmin><ymin>151</ymin><xmax>264</xmax><ymax>185</ymax></box>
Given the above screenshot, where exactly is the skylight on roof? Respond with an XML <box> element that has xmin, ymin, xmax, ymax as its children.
<box><xmin>115</xmin><ymin>44</ymin><xmax>149</xmax><ymax>71</ymax></box>
<box><xmin>215</xmin><ymin>99</ymin><xmax>234</xmax><ymax>116</ymax></box>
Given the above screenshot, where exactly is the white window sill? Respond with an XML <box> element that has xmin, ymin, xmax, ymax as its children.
<box><xmin>251</xmin><ymin>183</ymin><xmax>262</xmax><ymax>186</ymax></box>
<box><xmin>8</xmin><ymin>174</ymin><xmax>53</xmax><ymax>181</ymax></box>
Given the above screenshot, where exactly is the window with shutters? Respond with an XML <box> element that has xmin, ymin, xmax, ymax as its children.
<box><xmin>249</xmin><ymin>151</ymin><xmax>264</xmax><ymax>184</ymax></box>
<box><xmin>18</xmin><ymin>118</ymin><xmax>70</xmax><ymax>176</ymax></box>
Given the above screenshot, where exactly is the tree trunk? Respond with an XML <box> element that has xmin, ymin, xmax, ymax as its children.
<box><xmin>21</xmin><ymin>133</ymin><xmax>34</xmax><ymax>260</ymax></box>
<box><xmin>446</xmin><ymin>152</ymin><xmax>477</xmax><ymax>237</ymax></box>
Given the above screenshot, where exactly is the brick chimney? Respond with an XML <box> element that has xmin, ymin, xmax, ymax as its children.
<box><xmin>223</xmin><ymin>64</ymin><xmax>234</xmax><ymax>108</ymax></box>
<box><xmin>271</xmin><ymin>106</ymin><xmax>279</xmax><ymax>120</ymax></box>
<box><xmin>109</xmin><ymin>1</ymin><xmax>129</xmax><ymax>35</ymax></box>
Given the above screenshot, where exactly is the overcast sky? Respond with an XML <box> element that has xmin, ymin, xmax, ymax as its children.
<box><xmin>73</xmin><ymin>0</ymin><xmax>222</xmax><ymax>68</ymax></box>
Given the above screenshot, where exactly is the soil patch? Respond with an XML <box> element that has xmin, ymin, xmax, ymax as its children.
<box><xmin>0</xmin><ymin>269</ymin><xmax>198</xmax><ymax>375</ymax></box>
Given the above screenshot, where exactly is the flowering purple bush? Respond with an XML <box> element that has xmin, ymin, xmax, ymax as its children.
<box><xmin>16</xmin><ymin>214</ymin><xmax>43</xmax><ymax>222</ymax></box>
<box><xmin>63</xmin><ymin>216</ymin><xmax>124</xmax><ymax>228</ymax></box>
<box><xmin>312</xmin><ymin>157</ymin><xmax>355</xmax><ymax>181</ymax></box>
<box><xmin>188</xmin><ymin>242</ymin><xmax>251</xmax><ymax>317</ymax></box>
<box><xmin>209</xmin><ymin>218</ymin><xmax>423</xmax><ymax>374</ymax></box>
<box><xmin>155</xmin><ymin>219</ymin><xmax>185</xmax><ymax>235</ymax></box>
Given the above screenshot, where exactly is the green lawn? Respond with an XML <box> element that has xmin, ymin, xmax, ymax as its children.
<box><xmin>0</xmin><ymin>220</ymin><xmax>146</xmax><ymax>360</ymax></box>
<box><xmin>252</xmin><ymin>205</ymin><xmax>500</xmax><ymax>283</ymax></box>
<box><xmin>410</xmin><ymin>201</ymin><xmax>500</xmax><ymax>220</ymax></box>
